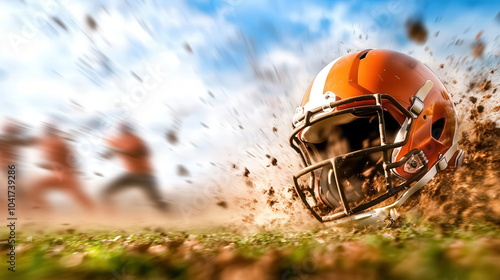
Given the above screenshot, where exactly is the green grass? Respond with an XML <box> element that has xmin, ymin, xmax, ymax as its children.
<box><xmin>2</xmin><ymin>222</ymin><xmax>500</xmax><ymax>279</ymax></box>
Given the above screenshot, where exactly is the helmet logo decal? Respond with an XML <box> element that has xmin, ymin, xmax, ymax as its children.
<box><xmin>403</xmin><ymin>151</ymin><xmax>428</xmax><ymax>173</ymax></box>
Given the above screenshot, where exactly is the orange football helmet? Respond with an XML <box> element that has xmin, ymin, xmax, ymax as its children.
<box><xmin>290</xmin><ymin>49</ymin><xmax>464</xmax><ymax>225</ymax></box>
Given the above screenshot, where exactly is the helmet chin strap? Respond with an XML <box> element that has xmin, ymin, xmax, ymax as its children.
<box><xmin>392</xmin><ymin>80</ymin><xmax>434</xmax><ymax>169</ymax></box>
<box><xmin>410</xmin><ymin>80</ymin><xmax>434</xmax><ymax>117</ymax></box>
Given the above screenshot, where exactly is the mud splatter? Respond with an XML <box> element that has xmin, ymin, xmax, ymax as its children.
<box><xmin>177</xmin><ymin>165</ymin><xmax>190</xmax><ymax>177</ymax></box>
<box><xmin>166</xmin><ymin>129</ymin><xmax>179</xmax><ymax>145</ymax></box>
<box><xmin>217</xmin><ymin>201</ymin><xmax>228</xmax><ymax>209</ymax></box>
<box><xmin>86</xmin><ymin>15</ymin><xmax>97</xmax><ymax>30</ymax></box>
<box><xmin>243</xmin><ymin>168</ymin><xmax>250</xmax><ymax>177</ymax></box>
<box><xmin>52</xmin><ymin>17</ymin><xmax>68</xmax><ymax>31</ymax></box>
<box><xmin>184</xmin><ymin>42</ymin><xmax>193</xmax><ymax>54</ymax></box>
<box><xmin>405</xmin><ymin>19</ymin><xmax>428</xmax><ymax>44</ymax></box>
<box><xmin>472</xmin><ymin>40</ymin><xmax>486</xmax><ymax>58</ymax></box>
<box><xmin>405</xmin><ymin>108</ymin><xmax>500</xmax><ymax>227</ymax></box>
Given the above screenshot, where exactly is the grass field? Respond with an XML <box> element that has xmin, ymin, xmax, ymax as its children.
<box><xmin>2</xmin><ymin>221</ymin><xmax>500</xmax><ymax>280</ymax></box>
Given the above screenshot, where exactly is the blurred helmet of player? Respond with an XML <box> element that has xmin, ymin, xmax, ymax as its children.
<box><xmin>290</xmin><ymin>49</ymin><xmax>464</xmax><ymax>226</ymax></box>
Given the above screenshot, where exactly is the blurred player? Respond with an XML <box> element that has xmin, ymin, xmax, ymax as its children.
<box><xmin>0</xmin><ymin>119</ymin><xmax>33</xmax><ymax>214</ymax></box>
<box><xmin>0</xmin><ymin>119</ymin><xmax>31</xmax><ymax>168</ymax></box>
<box><xmin>101</xmin><ymin>122</ymin><xmax>167</xmax><ymax>212</ymax></box>
<box><xmin>30</xmin><ymin>123</ymin><xmax>94</xmax><ymax>211</ymax></box>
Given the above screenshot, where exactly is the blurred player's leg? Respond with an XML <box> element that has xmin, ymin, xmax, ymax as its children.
<box><xmin>140</xmin><ymin>175</ymin><xmax>168</xmax><ymax>212</ymax></box>
<box><xmin>103</xmin><ymin>173</ymin><xmax>167</xmax><ymax>213</ymax></box>
<box><xmin>30</xmin><ymin>175</ymin><xmax>63</xmax><ymax>211</ymax></box>
<box><xmin>66</xmin><ymin>176</ymin><xmax>94</xmax><ymax>211</ymax></box>
<box><xmin>102</xmin><ymin>174</ymin><xmax>137</xmax><ymax>213</ymax></box>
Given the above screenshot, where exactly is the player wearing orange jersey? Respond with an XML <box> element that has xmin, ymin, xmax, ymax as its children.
<box><xmin>102</xmin><ymin>123</ymin><xmax>167</xmax><ymax>212</ymax></box>
<box><xmin>30</xmin><ymin>123</ymin><xmax>93</xmax><ymax>211</ymax></box>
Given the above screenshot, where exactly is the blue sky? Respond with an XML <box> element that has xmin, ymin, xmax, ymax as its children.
<box><xmin>0</xmin><ymin>0</ymin><xmax>498</xmax><ymax>202</ymax></box>
<box><xmin>184</xmin><ymin>0</ymin><xmax>499</xmax><ymax>72</ymax></box>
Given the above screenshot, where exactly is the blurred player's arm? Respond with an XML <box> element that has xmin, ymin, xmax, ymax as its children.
<box><xmin>106</xmin><ymin>146</ymin><xmax>144</xmax><ymax>157</ymax></box>
<box><xmin>100</xmin><ymin>140</ymin><xmax>136</xmax><ymax>158</ymax></box>
<box><xmin>0</xmin><ymin>135</ymin><xmax>38</xmax><ymax>146</ymax></box>
<box><xmin>104</xmin><ymin>136</ymin><xmax>147</xmax><ymax>158</ymax></box>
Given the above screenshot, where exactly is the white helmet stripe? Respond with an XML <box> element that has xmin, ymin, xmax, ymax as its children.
<box><xmin>304</xmin><ymin>57</ymin><xmax>341</xmax><ymax>112</ymax></box>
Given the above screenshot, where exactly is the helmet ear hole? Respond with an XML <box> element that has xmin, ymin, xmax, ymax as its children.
<box><xmin>431</xmin><ymin>118</ymin><xmax>445</xmax><ymax>140</ymax></box>
<box><xmin>359</xmin><ymin>51</ymin><xmax>369</xmax><ymax>60</ymax></box>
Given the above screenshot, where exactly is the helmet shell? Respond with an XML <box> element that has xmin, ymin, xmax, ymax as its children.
<box><xmin>299</xmin><ymin>49</ymin><xmax>457</xmax><ymax>178</ymax></box>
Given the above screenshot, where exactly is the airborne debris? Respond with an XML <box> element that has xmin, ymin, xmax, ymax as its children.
<box><xmin>183</xmin><ymin>43</ymin><xmax>193</xmax><ymax>53</ymax></box>
<box><xmin>481</xmin><ymin>80</ymin><xmax>492</xmax><ymax>91</ymax></box>
<box><xmin>52</xmin><ymin>17</ymin><xmax>67</xmax><ymax>31</ymax></box>
<box><xmin>177</xmin><ymin>165</ymin><xmax>190</xmax><ymax>177</ymax></box>
<box><xmin>86</xmin><ymin>15</ymin><xmax>98</xmax><ymax>30</ymax></box>
<box><xmin>267</xmin><ymin>199</ymin><xmax>277</xmax><ymax>207</ymax></box>
<box><xmin>405</xmin><ymin>18</ymin><xmax>428</xmax><ymax>44</ymax></box>
<box><xmin>267</xmin><ymin>186</ymin><xmax>275</xmax><ymax>196</ymax></box>
<box><xmin>243</xmin><ymin>167</ymin><xmax>250</xmax><ymax>177</ymax></box>
<box><xmin>131</xmin><ymin>71</ymin><xmax>142</xmax><ymax>82</ymax></box>
<box><xmin>271</xmin><ymin>157</ymin><xmax>277</xmax><ymax>166</ymax></box>
<box><xmin>166</xmin><ymin>130</ymin><xmax>179</xmax><ymax>145</ymax></box>
<box><xmin>472</xmin><ymin>39</ymin><xmax>485</xmax><ymax>58</ymax></box>
<box><xmin>413</xmin><ymin>117</ymin><xmax>500</xmax><ymax>226</ymax></box>
<box><xmin>216</xmin><ymin>201</ymin><xmax>228</xmax><ymax>209</ymax></box>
